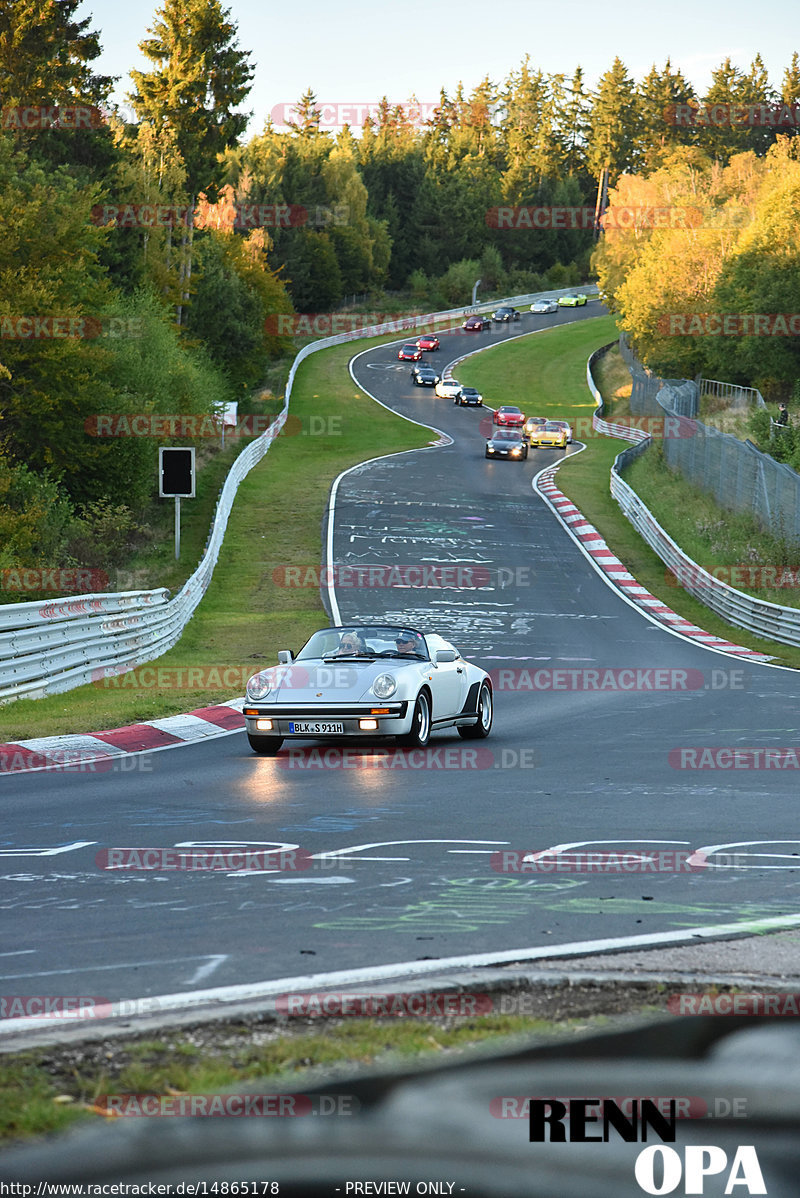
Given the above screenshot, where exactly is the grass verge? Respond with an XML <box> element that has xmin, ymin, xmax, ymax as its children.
<box><xmin>2</xmin><ymin>334</ymin><xmax>433</xmax><ymax>740</ymax></box>
<box><xmin>0</xmin><ymin>986</ymin><xmax>669</xmax><ymax>1144</ymax></box>
<box><xmin>456</xmin><ymin>317</ymin><xmax>800</xmax><ymax>668</ymax></box>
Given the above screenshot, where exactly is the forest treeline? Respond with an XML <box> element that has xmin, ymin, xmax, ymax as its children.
<box><xmin>0</xmin><ymin>0</ymin><xmax>798</xmax><ymax>582</ymax></box>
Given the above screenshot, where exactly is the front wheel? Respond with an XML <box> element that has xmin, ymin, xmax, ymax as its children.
<box><xmin>247</xmin><ymin>733</ymin><xmax>284</xmax><ymax>755</ymax></box>
<box><xmin>458</xmin><ymin>682</ymin><xmax>492</xmax><ymax>739</ymax></box>
<box><xmin>399</xmin><ymin>690</ymin><xmax>431</xmax><ymax>748</ymax></box>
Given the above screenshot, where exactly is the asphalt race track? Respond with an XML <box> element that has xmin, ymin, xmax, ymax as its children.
<box><xmin>3</xmin><ymin>306</ymin><xmax>800</xmax><ymax>1004</ymax></box>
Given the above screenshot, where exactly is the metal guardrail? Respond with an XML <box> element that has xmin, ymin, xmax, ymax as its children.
<box><xmin>0</xmin><ymin>287</ymin><xmax>593</xmax><ymax>704</ymax></box>
<box><xmin>587</xmin><ymin>342</ymin><xmax>800</xmax><ymax>650</ymax></box>
<box><xmin>700</xmin><ymin>377</ymin><xmax>766</xmax><ymax>409</ymax></box>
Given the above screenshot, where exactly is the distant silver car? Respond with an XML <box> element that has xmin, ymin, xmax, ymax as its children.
<box><xmin>244</xmin><ymin>624</ymin><xmax>493</xmax><ymax>754</ymax></box>
<box><xmin>530</xmin><ymin>299</ymin><xmax>558</xmax><ymax>314</ymax></box>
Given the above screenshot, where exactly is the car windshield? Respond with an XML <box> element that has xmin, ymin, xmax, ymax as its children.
<box><xmin>501</xmin><ymin>407</ymin><xmax>521</xmax><ymax>414</ymax></box>
<box><xmin>493</xmin><ymin>430</ymin><xmax>522</xmax><ymax>442</ymax></box>
<box><xmin>462</xmin><ymin>388</ymin><xmax>478</xmax><ymax>395</ymax></box>
<box><xmin>296</xmin><ymin>625</ymin><xmax>430</xmax><ymax>661</ymax></box>
<box><xmin>402</xmin><ymin>345</ymin><xmax>416</xmax><ymax>352</ymax></box>
<box><xmin>544</xmin><ymin>422</ymin><xmax>561</xmax><ymax>431</ymax></box>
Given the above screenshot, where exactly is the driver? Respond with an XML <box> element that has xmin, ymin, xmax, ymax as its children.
<box><xmin>395</xmin><ymin>631</ymin><xmax>423</xmax><ymax>656</ymax></box>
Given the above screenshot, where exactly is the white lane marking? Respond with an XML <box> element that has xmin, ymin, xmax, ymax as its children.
<box><xmin>311</xmin><ymin>838</ymin><xmax>510</xmax><ymax>862</ymax></box>
<box><xmin>265</xmin><ymin>876</ymin><xmax>355</xmax><ymax>885</ymax></box>
<box><xmin>186</xmin><ymin>956</ymin><xmax>228</xmax><ymax>985</ymax></box>
<box><xmin>0</xmin><ymin>842</ymin><xmax>96</xmax><ymax>857</ymax></box>
<box><xmin>0</xmin><ymin>950</ymin><xmax>36</xmax><ymax>958</ymax></box>
<box><xmin>0</xmin><ymin>956</ymin><xmax>225</xmax><ymax>981</ymax></box>
<box><xmin>6</xmin><ymin>913</ymin><xmax>800</xmax><ymax>1036</ymax></box>
<box><xmin>691</xmin><ymin>840</ymin><xmax>800</xmax><ymax>869</ymax></box>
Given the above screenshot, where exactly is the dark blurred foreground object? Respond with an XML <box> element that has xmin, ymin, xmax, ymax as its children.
<box><xmin>1</xmin><ymin>1016</ymin><xmax>799</xmax><ymax>1195</ymax></box>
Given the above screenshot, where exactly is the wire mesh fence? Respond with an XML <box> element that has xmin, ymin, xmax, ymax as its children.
<box><xmin>618</xmin><ymin>335</ymin><xmax>800</xmax><ymax>544</ymax></box>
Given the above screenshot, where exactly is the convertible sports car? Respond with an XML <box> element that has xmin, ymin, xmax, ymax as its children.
<box><xmin>244</xmin><ymin>625</ymin><xmax>493</xmax><ymax>754</ymax></box>
<box><xmin>557</xmin><ymin>293</ymin><xmax>588</xmax><ymax>307</ymax></box>
<box><xmin>493</xmin><ymin>405</ymin><xmax>525</xmax><ymax>427</ymax></box>
<box><xmin>530</xmin><ymin>299</ymin><xmax>558</xmax><ymax>314</ymax></box>
<box><xmin>463</xmin><ymin>315</ymin><xmax>491</xmax><ymax>331</ymax></box>
<box><xmin>398</xmin><ymin>343</ymin><xmax>423</xmax><ymax>361</ymax></box>
<box><xmin>530</xmin><ymin>420</ymin><xmax>568</xmax><ymax>449</ymax></box>
<box><xmin>416</xmin><ymin>334</ymin><xmax>440</xmax><ymax>351</ymax></box>
<box><xmin>435</xmin><ymin>378</ymin><xmax>462</xmax><ymax>399</ymax></box>
<box><xmin>411</xmin><ymin>365</ymin><xmax>440</xmax><ymax>386</ymax></box>
<box><xmin>492</xmin><ymin>306</ymin><xmax>521</xmax><ymax>322</ymax></box>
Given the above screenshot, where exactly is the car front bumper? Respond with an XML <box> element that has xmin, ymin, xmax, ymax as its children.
<box><xmin>244</xmin><ymin>701</ymin><xmax>412</xmax><ymax>739</ymax></box>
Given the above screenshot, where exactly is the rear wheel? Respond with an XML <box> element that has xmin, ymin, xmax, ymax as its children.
<box><xmin>458</xmin><ymin>683</ymin><xmax>492</xmax><ymax>739</ymax></box>
<box><xmin>247</xmin><ymin>733</ymin><xmax>284</xmax><ymax>755</ymax></box>
<box><xmin>399</xmin><ymin>691</ymin><xmax>431</xmax><ymax>748</ymax></box>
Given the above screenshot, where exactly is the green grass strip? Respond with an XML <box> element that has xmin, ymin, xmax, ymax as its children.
<box><xmin>0</xmin><ymin>1005</ymin><xmax>658</xmax><ymax>1143</ymax></box>
<box><xmin>456</xmin><ymin>316</ymin><xmax>800</xmax><ymax>668</ymax></box>
<box><xmin>2</xmin><ymin>336</ymin><xmax>433</xmax><ymax>740</ymax></box>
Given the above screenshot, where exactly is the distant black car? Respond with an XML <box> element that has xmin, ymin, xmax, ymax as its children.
<box><xmin>485</xmin><ymin>429</ymin><xmax>528</xmax><ymax>460</ymax></box>
<box><xmin>411</xmin><ymin>365</ymin><xmax>440</xmax><ymax>387</ymax></box>
<box><xmin>455</xmin><ymin>387</ymin><xmax>483</xmax><ymax>406</ymax></box>
<box><xmin>492</xmin><ymin>307</ymin><xmax>521</xmax><ymax>323</ymax></box>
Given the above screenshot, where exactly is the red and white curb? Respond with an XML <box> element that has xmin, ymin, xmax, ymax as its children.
<box><xmin>0</xmin><ymin>700</ymin><xmax>246</xmax><ymax>775</ymax></box>
<box><xmin>535</xmin><ymin>466</ymin><xmax>772</xmax><ymax>663</ymax></box>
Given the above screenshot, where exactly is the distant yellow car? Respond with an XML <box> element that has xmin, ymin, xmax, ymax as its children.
<box><xmin>530</xmin><ymin>420</ymin><xmax>568</xmax><ymax>449</ymax></box>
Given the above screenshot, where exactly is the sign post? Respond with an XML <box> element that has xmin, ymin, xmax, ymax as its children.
<box><xmin>159</xmin><ymin>447</ymin><xmax>195</xmax><ymax>560</ymax></box>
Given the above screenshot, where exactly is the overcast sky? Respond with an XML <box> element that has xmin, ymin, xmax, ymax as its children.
<box><xmin>81</xmin><ymin>0</ymin><xmax>795</xmax><ymax>135</ymax></box>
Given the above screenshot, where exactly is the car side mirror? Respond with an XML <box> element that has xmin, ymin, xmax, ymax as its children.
<box><xmin>277</xmin><ymin>650</ymin><xmax>293</xmax><ymax>664</ymax></box>
<box><xmin>435</xmin><ymin>649</ymin><xmax>457</xmax><ymax>664</ymax></box>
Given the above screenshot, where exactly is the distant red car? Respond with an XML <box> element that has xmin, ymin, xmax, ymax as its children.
<box><xmin>417</xmin><ymin>335</ymin><xmax>440</xmax><ymax>351</ymax></box>
<box><xmin>398</xmin><ymin>343</ymin><xmax>423</xmax><ymax>361</ymax></box>
<box><xmin>493</xmin><ymin>405</ymin><xmax>526</xmax><ymax>428</ymax></box>
<box><xmin>462</xmin><ymin>315</ymin><xmax>491</xmax><ymax>331</ymax></box>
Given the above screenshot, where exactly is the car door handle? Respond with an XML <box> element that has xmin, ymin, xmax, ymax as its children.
<box><xmin>456</xmin><ymin>667</ymin><xmax>464</xmax><ymax>674</ymax></box>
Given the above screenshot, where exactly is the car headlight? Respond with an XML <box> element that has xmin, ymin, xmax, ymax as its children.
<box><xmin>246</xmin><ymin>672</ymin><xmax>273</xmax><ymax>701</ymax></box>
<box><xmin>487</xmin><ymin>444</ymin><xmax>495</xmax><ymax>451</ymax></box>
<box><xmin>372</xmin><ymin>673</ymin><xmax>397</xmax><ymax>700</ymax></box>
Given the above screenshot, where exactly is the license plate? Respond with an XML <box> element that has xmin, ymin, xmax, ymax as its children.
<box><xmin>288</xmin><ymin>721</ymin><xmax>345</xmax><ymax>735</ymax></box>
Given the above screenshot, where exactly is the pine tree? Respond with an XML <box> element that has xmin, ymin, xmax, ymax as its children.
<box><xmin>0</xmin><ymin>0</ymin><xmax>114</xmax><ymax>107</ymax></box>
<box><xmin>586</xmin><ymin>58</ymin><xmax>638</xmax><ymax>185</ymax></box>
